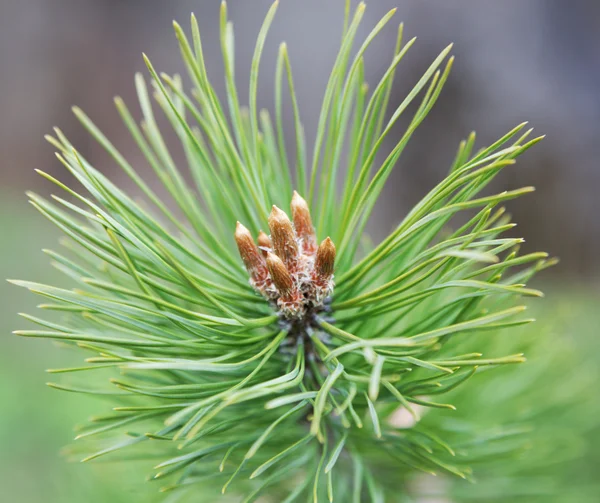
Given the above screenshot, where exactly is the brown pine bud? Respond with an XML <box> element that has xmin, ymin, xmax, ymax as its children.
<box><xmin>315</xmin><ymin>237</ymin><xmax>336</xmax><ymax>278</ymax></box>
<box><xmin>265</xmin><ymin>252</ymin><xmax>294</xmax><ymax>297</ymax></box>
<box><xmin>235</xmin><ymin>222</ymin><xmax>268</xmax><ymax>282</ymax></box>
<box><xmin>310</xmin><ymin>237</ymin><xmax>336</xmax><ymax>304</ymax></box>
<box><xmin>268</xmin><ymin>205</ymin><xmax>299</xmax><ymax>273</ymax></box>
<box><xmin>291</xmin><ymin>191</ymin><xmax>317</xmax><ymax>255</ymax></box>
<box><xmin>257</xmin><ymin>230</ymin><xmax>272</xmax><ymax>257</ymax></box>
<box><xmin>266</xmin><ymin>251</ymin><xmax>304</xmax><ymax>318</ymax></box>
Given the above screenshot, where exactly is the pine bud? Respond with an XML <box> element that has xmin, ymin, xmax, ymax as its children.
<box><xmin>268</xmin><ymin>205</ymin><xmax>299</xmax><ymax>273</ymax></box>
<box><xmin>266</xmin><ymin>251</ymin><xmax>304</xmax><ymax>318</ymax></box>
<box><xmin>257</xmin><ymin>230</ymin><xmax>272</xmax><ymax>257</ymax></box>
<box><xmin>265</xmin><ymin>252</ymin><xmax>294</xmax><ymax>297</ymax></box>
<box><xmin>291</xmin><ymin>191</ymin><xmax>317</xmax><ymax>255</ymax></box>
<box><xmin>235</xmin><ymin>222</ymin><xmax>268</xmax><ymax>283</ymax></box>
<box><xmin>311</xmin><ymin>237</ymin><xmax>336</xmax><ymax>303</ymax></box>
<box><xmin>315</xmin><ymin>237</ymin><xmax>336</xmax><ymax>278</ymax></box>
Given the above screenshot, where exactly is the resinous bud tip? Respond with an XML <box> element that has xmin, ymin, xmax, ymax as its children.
<box><xmin>235</xmin><ymin>221</ymin><xmax>250</xmax><ymax>239</ymax></box>
<box><xmin>265</xmin><ymin>252</ymin><xmax>294</xmax><ymax>297</ymax></box>
<box><xmin>291</xmin><ymin>191</ymin><xmax>317</xmax><ymax>255</ymax></box>
<box><xmin>315</xmin><ymin>237</ymin><xmax>336</xmax><ymax>277</ymax></box>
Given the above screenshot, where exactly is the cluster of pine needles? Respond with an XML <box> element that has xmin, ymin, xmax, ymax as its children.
<box><xmin>14</xmin><ymin>1</ymin><xmax>590</xmax><ymax>502</ymax></box>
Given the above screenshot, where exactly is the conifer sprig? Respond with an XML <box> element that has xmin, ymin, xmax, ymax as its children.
<box><xmin>12</xmin><ymin>1</ymin><xmax>553</xmax><ymax>501</ymax></box>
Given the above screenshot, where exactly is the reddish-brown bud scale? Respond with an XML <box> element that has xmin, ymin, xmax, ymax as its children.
<box><xmin>291</xmin><ymin>191</ymin><xmax>317</xmax><ymax>255</ymax></box>
<box><xmin>235</xmin><ymin>222</ymin><xmax>269</xmax><ymax>286</ymax></box>
<box><xmin>257</xmin><ymin>230</ymin><xmax>272</xmax><ymax>257</ymax></box>
<box><xmin>268</xmin><ymin>205</ymin><xmax>299</xmax><ymax>274</ymax></box>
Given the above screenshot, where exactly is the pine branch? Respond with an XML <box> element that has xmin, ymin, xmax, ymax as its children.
<box><xmin>12</xmin><ymin>1</ymin><xmax>562</xmax><ymax>501</ymax></box>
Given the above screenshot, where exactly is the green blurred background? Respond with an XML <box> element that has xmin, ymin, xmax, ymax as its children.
<box><xmin>1</xmin><ymin>0</ymin><xmax>599</xmax><ymax>501</ymax></box>
<box><xmin>1</xmin><ymin>196</ymin><xmax>160</xmax><ymax>502</ymax></box>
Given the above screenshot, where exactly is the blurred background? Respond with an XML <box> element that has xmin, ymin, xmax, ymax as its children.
<box><xmin>1</xmin><ymin>0</ymin><xmax>598</xmax><ymax>501</ymax></box>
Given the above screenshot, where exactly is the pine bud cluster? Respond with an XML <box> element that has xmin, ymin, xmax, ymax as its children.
<box><xmin>235</xmin><ymin>191</ymin><xmax>336</xmax><ymax>319</ymax></box>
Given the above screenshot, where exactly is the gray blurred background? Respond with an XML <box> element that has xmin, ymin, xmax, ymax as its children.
<box><xmin>1</xmin><ymin>1</ymin><xmax>599</xmax><ymax>501</ymax></box>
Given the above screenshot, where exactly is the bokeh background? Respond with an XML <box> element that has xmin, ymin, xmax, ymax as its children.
<box><xmin>1</xmin><ymin>0</ymin><xmax>598</xmax><ymax>501</ymax></box>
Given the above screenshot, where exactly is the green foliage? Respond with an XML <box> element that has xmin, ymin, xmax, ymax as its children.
<box><xmin>439</xmin><ymin>293</ymin><xmax>600</xmax><ymax>502</ymax></box>
<box><xmin>11</xmin><ymin>1</ymin><xmax>576</xmax><ymax>501</ymax></box>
